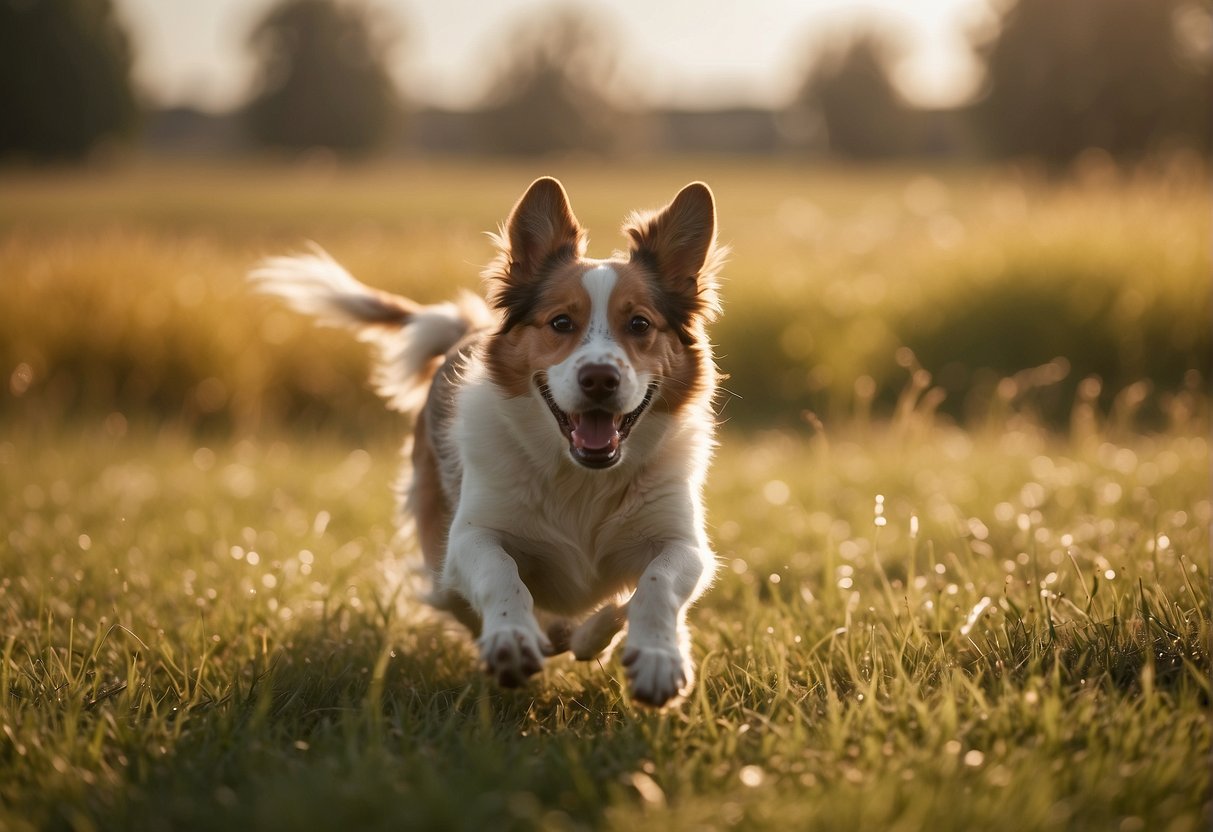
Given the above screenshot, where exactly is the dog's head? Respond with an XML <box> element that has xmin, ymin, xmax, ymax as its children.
<box><xmin>484</xmin><ymin>177</ymin><xmax>723</xmax><ymax>470</ymax></box>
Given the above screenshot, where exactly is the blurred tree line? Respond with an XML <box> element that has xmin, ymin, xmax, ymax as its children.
<box><xmin>0</xmin><ymin>0</ymin><xmax>1208</xmax><ymax>165</ymax></box>
<box><xmin>972</xmin><ymin>0</ymin><xmax>1211</xmax><ymax>165</ymax></box>
<box><xmin>0</xmin><ymin>0</ymin><xmax>139</xmax><ymax>161</ymax></box>
<box><xmin>244</xmin><ymin>0</ymin><xmax>401</xmax><ymax>154</ymax></box>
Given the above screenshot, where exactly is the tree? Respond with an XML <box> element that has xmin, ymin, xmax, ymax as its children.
<box><xmin>787</xmin><ymin>31</ymin><xmax>917</xmax><ymax>159</ymax></box>
<box><xmin>244</xmin><ymin>0</ymin><xmax>402</xmax><ymax>155</ymax></box>
<box><xmin>0</xmin><ymin>0</ymin><xmax>139</xmax><ymax>162</ymax></box>
<box><xmin>972</xmin><ymin>0</ymin><xmax>1211</xmax><ymax>165</ymax></box>
<box><xmin>473</xmin><ymin>8</ymin><xmax>627</xmax><ymax>156</ymax></box>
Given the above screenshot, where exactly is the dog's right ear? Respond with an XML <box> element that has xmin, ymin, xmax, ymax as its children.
<box><xmin>507</xmin><ymin>177</ymin><xmax>585</xmax><ymax>274</ymax></box>
<box><xmin>488</xmin><ymin>177</ymin><xmax>586</xmax><ymax>331</ymax></box>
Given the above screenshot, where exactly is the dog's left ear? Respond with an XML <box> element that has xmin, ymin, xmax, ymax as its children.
<box><xmin>624</xmin><ymin>183</ymin><xmax>723</xmax><ymax>337</ymax></box>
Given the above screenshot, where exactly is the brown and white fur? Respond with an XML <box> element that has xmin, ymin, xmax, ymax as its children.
<box><xmin>251</xmin><ymin>177</ymin><xmax>724</xmax><ymax>706</ymax></box>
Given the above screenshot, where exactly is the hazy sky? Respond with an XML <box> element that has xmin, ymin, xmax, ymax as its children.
<box><xmin>112</xmin><ymin>0</ymin><xmax>995</xmax><ymax>113</ymax></box>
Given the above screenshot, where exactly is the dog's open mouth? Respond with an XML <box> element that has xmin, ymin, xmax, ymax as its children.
<box><xmin>536</xmin><ymin>375</ymin><xmax>657</xmax><ymax>469</ymax></box>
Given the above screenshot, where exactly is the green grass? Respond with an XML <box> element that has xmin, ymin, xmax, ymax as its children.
<box><xmin>1</xmin><ymin>159</ymin><xmax>1209</xmax><ymax>830</ymax></box>
<box><xmin>1</xmin><ymin>416</ymin><xmax>1208</xmax><ymax>831</ymax></box>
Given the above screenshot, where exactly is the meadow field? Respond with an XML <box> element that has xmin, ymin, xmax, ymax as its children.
<box><xmin>1</xmin><ymin>159</ymin><xmax>1209</xmax><ymax>831</ymax></box>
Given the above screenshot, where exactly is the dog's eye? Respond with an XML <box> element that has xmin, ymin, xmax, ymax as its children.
<box><xmin>628</xmin><ymin>315</ymin><xmax>651</xmax><ymax>335</ymax></box>
<box><xmin>550</xmin><ymin>314</ymin><xmax>575</xmax><ymax>333</ymax></box>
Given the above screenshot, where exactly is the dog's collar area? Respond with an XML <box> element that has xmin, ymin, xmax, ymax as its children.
<box><xmin>536</xmin><ymin>374</ymin><xmax>657</xmax><ymax>469</ymax></box>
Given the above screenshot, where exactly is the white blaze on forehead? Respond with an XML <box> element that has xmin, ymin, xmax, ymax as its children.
<box><xmin>543</xmin><ymin>263</ymin><xmax>646</xmax><ymax>415</ymax></box>
<box><xmin>581</xmin><ymin>266</ymin><xmax>617</xmax><ymax>345</ymax></box>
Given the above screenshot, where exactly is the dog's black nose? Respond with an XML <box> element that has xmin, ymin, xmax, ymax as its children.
<box><xmin>578</xmin><ymin>364</ymin><xmax>620</xmax><ymax>402</ymax></box>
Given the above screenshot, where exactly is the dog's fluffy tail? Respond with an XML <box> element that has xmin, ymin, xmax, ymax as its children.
<box><xmin>250</xmin><ymin>245</ymin><xmax>494</xmax><ymax>414</ymax></box>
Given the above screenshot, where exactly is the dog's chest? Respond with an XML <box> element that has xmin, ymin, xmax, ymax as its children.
<box><xmin>492</xmin><ymin>476</ymin><xmax>667</xmax><ymax>614</ymax></box>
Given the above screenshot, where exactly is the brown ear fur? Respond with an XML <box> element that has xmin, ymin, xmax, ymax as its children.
<box><xmin>623</xmin><ymin>182</ymin><xmax>723</xmax><ymax>342</ymax></box>
<box><xmin>507</xmin><ymin>177</ymin><xmax>584</xmax><ymax>272</ymax></box>
<box><xmin>485</xmin><ymin>177</ymin><xmax>587</xmax><ymax>332</ymax></box>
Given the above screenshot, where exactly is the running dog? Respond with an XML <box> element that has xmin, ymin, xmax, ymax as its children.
<box><xmin>251</xmin><ymin>177</ymin><xmax>724</xmax><ymax>705</ymax></box>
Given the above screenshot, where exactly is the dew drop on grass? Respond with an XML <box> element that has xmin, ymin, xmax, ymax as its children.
<box><xmin>193</xmin><ymin>448</ymin><xmax>215</xmax><ymax>471</ymax></box>
<box><xmin>1021</xmin><ymin>482</ymin><xmax>1046</xmax><ymax>509</ymax></box>
<box><xmin>738</xmin><ymin>766</ymin><xmax>764</xmax><ymax>788</ymax></box>
<box><xmin>718</xmin><ymin>519</ymin><xmax>741</xmax><ymax>542</ymax></box>
<box><xmin>314</xmin><ymin>511</ymin><xmax>331</xmax><ymax>535</ymax></box>
<box><xmin>964</xmin><ymin>750</ymin><xmax>985</xmax><ymax>767</ymax></box>
<box><xmin>960</xmin><ymin>596</ymin><xmax>993</xmax><ymax>636</ymax></box>
<box><xmin>763</xmin><ymin>480</ymin><xmax>790</xmax><ymax>506</ymax></box>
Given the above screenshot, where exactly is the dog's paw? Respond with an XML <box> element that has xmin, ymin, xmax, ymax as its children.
<box><xmin>479</xmin><ymin>624</ymin><xmax>549</xmax><ymax>688</ymax></box>
<box><xmin>622</xmin><ymin>644</ymin><xmax>692</xmax><ymax>707</ymax></box>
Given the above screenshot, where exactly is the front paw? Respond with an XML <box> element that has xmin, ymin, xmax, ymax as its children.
<box><xmin>479</xmin><ymin>624</ymin><xmax>549</xmax><ymax>688</ymax></box>
<box><xmin>622</xmin><ymin>644</ymin><xmax>692</xmax><ymax>707</ymax></box>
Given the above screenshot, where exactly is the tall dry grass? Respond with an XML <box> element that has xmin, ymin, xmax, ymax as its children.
<box><xmin>1</xmin><ymin>159</ymin><xmax>1207</xmax><ymax>434</ymax></box>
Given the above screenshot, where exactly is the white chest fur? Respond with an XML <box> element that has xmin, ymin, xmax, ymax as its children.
<box><xmin>446</xmin><ymin>374</ymin><xmax>711</xmax><ymax>615</ymax></box>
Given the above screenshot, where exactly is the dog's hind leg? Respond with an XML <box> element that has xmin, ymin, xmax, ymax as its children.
<box><xmin>410</xmin><ymin>410</ymin><xmax>450</xmax><ymax>578</ymax></box>
<box><xmin>537</xmin><ymin>614</ymin><xmax>574</xmax><ymax>656</ymax></box>
<box><xmin>569</xmin><ymin>601</ymin><xmax>629</xmax><ymax>661</ymax></box>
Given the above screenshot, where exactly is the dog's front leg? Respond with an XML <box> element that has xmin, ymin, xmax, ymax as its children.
<box><xmin>623</xmin><ymin>540</ymin><xmax>713</xmax><ymax>706</ymax></box>
<box><xmin>443</xmin><ymin>528</ymin><xmax>551</xmax><ymax>687</ymax></box>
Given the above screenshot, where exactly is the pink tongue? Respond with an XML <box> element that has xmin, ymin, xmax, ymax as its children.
<box><xmin>572</xmin><ymin>411</ymin><xmax>618</xmax><ymax>451</ymax></box>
